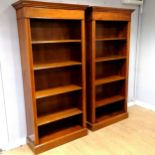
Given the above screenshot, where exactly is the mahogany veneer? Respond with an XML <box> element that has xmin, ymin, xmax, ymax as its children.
<box><xmin>12</xmin><ymin>0</ymin><xmax>87</xmax><ymax>153</ymax></box>
<box><xmin>86</xmin><ymin>7</ymin><xmax>133</xmax><ymax>131</ymax></box>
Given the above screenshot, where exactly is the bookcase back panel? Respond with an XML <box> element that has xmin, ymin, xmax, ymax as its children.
<box><xmin>96</xmin><ymin>21</ymin><xmax>128</xmax><ymax>39</ymax></box>
<box><xmin>96</xmin><ymin>60</ymin><xmax>126</xmax><ymax>79</ymax></box>
<box><xmin>37</xmin><ymin>91</ymin><xmax>82</xmax><ymax>116</ymax></box>
<box><xmin>96</xmin><ymin>101</ymin><xmax>125</xmax><ymax>122</ymax></box>
<box><xmin>32</xmin><ymin>43</ymin><xmax>81</xmax><ymax>64</ymax></box>
<box><xmin>96</xmin><ymin>81</ymin><xmax>125</xmax><ymax>100</ymax></box>
<box><xmin>38</xmin><ymin>115</ymin><xmax>82</xmax><ymax>143</ymax></box>
<box><xmin>34</xmin><ymin>67</ymin><xmax>82</xmax><ymax>90</ymax></box>
<box><xmin>30</xmin><ymin>19</ymin><xmax>81</xmax><ymax>41</ymax></box>
<box><xmin>96</xmin><ymin>41</ymin><xmax>126</xmax><ymax>58</ymax></box>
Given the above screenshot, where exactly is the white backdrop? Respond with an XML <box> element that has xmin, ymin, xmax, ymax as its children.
<box><xmin>136</xmin><ymin>0</ymin><xmax>155</xmax><ymax>108</ymax></box>
<box><xmin>0</xmin><ymin>64</ymin><xmax>8</xmax><ymax>150</ymax></box>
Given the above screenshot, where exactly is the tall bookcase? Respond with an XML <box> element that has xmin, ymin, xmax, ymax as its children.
<box><xmin>86</xmin><ymin>7</ymin><xmax>133</xmax><ymax>131</ymax></box>
<box><xmin>12</xmin><ymin>1</ymin><xmax>87</xmax><ymax>153</ymax></box>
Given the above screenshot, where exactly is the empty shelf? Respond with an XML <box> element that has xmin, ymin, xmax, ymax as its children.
<box><xmin>96</xmin><ymin>95</ymin><xmax>125</xmax><ymax>108</ymax></box>
<box><xmin>96</xmin><ymin>110</ymin><xmax>125</xmax><ymax>123</ymax></box>
<box><xmin>36</xmin><ymin>85</ymin><xmax>82</xmax><ymax>99</ymax></box>
<box><xmin>95</xmin><ymin>76</ymin><xmax>125</xmax><ymax>86</ymax></box>
<box><xmin>37</xmin><ymin>108</ymin><xmax>82</xmax><ymax>126</ymax></box>
<box><xmin>32</xmin><ymin>40</ymin><xmax>81</xmax><ymax>44</ymax></box>
<box><xmin>96</xmin><ymin>38</ymin><xmax>127</xmax><ymax>41</ymax></box>
<box><xmin>96</xmin><ymin>56</ymin><xmax>126</xmax><ymax>63</ymax></box>
<box><xmin>39</xmin><ymin>125</ymin><xmax>82</xmax><ymax>143</ymax></box>
<box><xmin>34</xmin><ymin>61</ymin><xmax>82</xmax><ymax>70</ymax></box>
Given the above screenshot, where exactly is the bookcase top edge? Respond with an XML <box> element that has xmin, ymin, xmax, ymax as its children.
<box><xmin>88</xmin><ymin>6</ymin><xmax>134</xmax><ymax>14</ymax></box>
<box><xmin>12</xmin><ymin>0</ymin><xmax>88</xmax><ymax>10</ymax></box>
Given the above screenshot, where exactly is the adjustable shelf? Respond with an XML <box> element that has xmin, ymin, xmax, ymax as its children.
<box><xmin>86</xmin><ymin>6</ymin><xmax>133</xmax><ymax>131</ymax></box>
<box><xmin>96</xmin><ymin>37</ymin><xmax>127</xmax><ymax>41</ymax></box>
<box><xmin>96</xmin><ymin>95</ymin><xmax>125</xmax><ymax>108</ymax></box>
<box><xmin>32</xmin><ymin>39</ymin><xmax>81</xmax><ymax>44</ymax></box>
<box><xmin>36</xmin><ymin>85</ymin><xmax>82</xmax><ymax>99</ymax></box>
<box><xmin>96</xmin><ymin>56</ymin><xmax>126</xmax><ymax>63</ymax></box>
<box><xmin>13</xmin><ymin>1</ymin><xmax>87</xmax><ymax>153</ymax></box>
<box><xmin>95</xmin><ymin>75</ymin><xmax>125</xmax><ymax>86</ymax></box>
<box><xmin>37</xmin><ymin>108</ymin><xmax>82</xmax><ymax>126</ymax></box>
<box><xmin>34</xmin><ymin>61</ymin><xmax>82</xmax><ymax>70</ymax></box>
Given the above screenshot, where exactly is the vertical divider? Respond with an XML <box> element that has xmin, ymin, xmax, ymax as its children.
<box><xmin>81</xmin><ymin>19</ymin><xmax>86</xmax><ymax>128</ymax></box>
<box><xmin>91</xmin><ymin>20</ymin><xmax>96</xmax><ymax>123</ymax></box>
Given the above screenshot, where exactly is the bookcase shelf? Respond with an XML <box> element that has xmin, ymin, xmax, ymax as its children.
<box><xmin>96</xmin><ymin>56</ymin><xmax>126</xmax><ymax>63</ymax></box>
<box><xmin>36</xmin><ymin>85</ymin><xmax>82</xmax><ymax>99</ymax></box>
<box><xmin>96</xmin><ymin>95</ymin><xmax>125</xmax><ymax>108</ymax></box>
<box><xmin>37</xmin><ymin>108</ymin><xmax>82</xmax><ymax>126</ymax></box>
<box><xmin>34</xmin><ymin>61</ymin><xmax>82</xmax><ymax>70</ymax></box>
<box><xmin>96</xmin><ymin>40</ymin><xmax>127</xmax><ymax>58</ymax></box>
<box><xmin>13</xmin><ymin>1</ymin><xmax>87</xmax><ymax>153</ymax></box>
<box><xmin>39</xmin><ymin>124</ymin><xmax>83</xmax><ymax>144</ymax></box>
<box><xmin>96</xmin><ymin>101</ymin><xmax>125</xmax><ymax>122</ymax></box>
<box><xmin>32</xmin><ymin>39</ymin><xmax>81</xmax><ymax>44</ymax></box>
<box><xmin>32</xmin><ymin>42</ymin><xmax>82</xmax><ymax>69</ymax></box>
<box><xmin>96</xmin><ymin>38</ymin><xmax>127</xmax><ymax>41</ymax></box>
<box><xmin>38</xmin><ymin>115</ymin><xmax>84</xmax><ymax>144</ymax></box>
<box><xmin>95</xmin><ymin>75</ymin><xmax>125</xmax><ymax>86</ymax></box>
<box><xmin>96</xmin><ymin>109</ymin><xmax>125</xmax><ymax>123</ymax></box>
<box><xmin>86</xmin><ymin>6</ymin><xmax>133</xmax><ymax>131</ymax></box>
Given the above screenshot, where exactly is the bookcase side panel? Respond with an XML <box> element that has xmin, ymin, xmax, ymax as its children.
<box><xmin>17</xmin><ymin>16</ymin><xmax>39</xmax><ymax>144</ymax></box>
<box><xmin>125</xmin><ymin>21</ymin><xmax>131</xmax><ymax>112</ymax></box>
<box><xmin>81</xmin><ymin>19</ymin><xmax>87</xmax><ymax>128</ymax></box>
<box><xmin>86</xmin><ymin>19</ymin><xmax>96</xmax><ymax>124</ymax></box>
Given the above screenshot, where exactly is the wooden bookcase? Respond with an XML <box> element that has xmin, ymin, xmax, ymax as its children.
<box><xmin>12</xmin><ymin>1</ymin><xmax>87</xmax><ymax>153</ymax></box>
<box><xmin>86</xmin><ymin>7</ymin><xmax>133</xmax><ymax>131</ymax></box>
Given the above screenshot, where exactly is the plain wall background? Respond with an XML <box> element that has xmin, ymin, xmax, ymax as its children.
<box><xmin>0</xmin><ymin>0</ymin><xmax>139</xmax><ymax>150</ymax></box>
<box><xmin>0</xmin><ymin>65</ymin><xmax>9</xmax><ymax>149</ymax></box>
<box><xmin>135</xmin><ymin>0</ymin><xmax>155</xmax><ymax>108</ymax></box>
